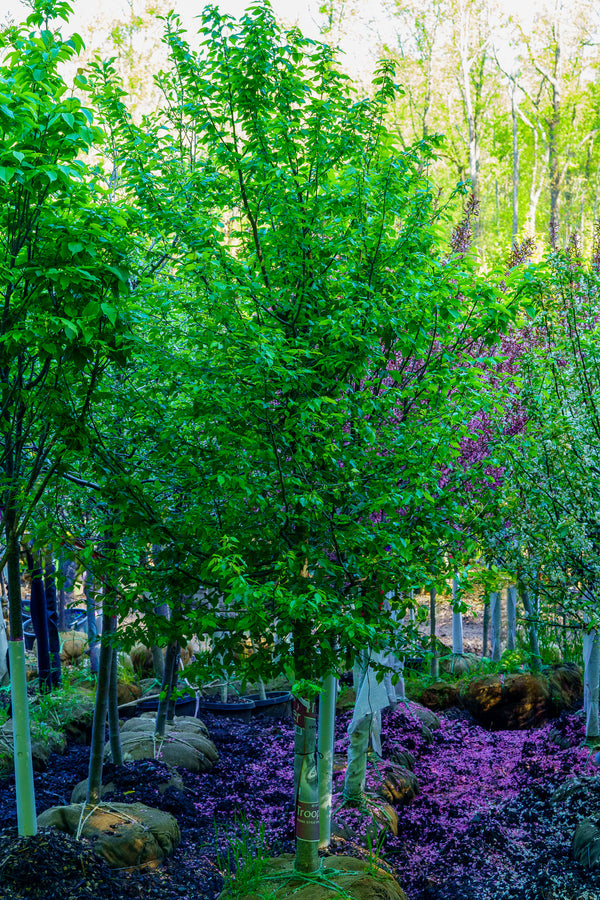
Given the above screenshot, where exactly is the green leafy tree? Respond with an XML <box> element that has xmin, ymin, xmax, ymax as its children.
<box><xmin>82</xmin><ymin>2</ymin><xmax>514</xmax><ymax>872</ymax></box>
<box><xmin>0</xmin><ymin>0</ymin><xmax>130</xmax><ymax>834</ymax></box>
<box><xmin>488</xmin><ymin>241</ymin><xmax>600</xmax><ymax>735</ymax></box>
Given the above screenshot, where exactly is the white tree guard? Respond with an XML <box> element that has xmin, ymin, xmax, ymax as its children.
<box><xmin>583</xmin><ymin>628</ymin><xmax>600</xmax><ymax>738</ymax></box>
<box><xmin>506</xmin><ymin>586</ymin><xmax>517</xmax><ymax>652</ymax></box>
<box><xmin>318</xmin><ymin>673</ymin><xmax>337</xmax><ymax>847</ymax></box>
<box><xmin>452</xmin><ymin>575</ymin><xmax>463</xmax><ymax>655</ymax></box>
<box><xmin>490</xmin><ymin>591</ymin><xmax>502</xmax><ymax>661</ymax></box>
<box><xmin>344</xmin><ymin>711</ymin><xmax>377</xmax><ymax>800</ymax></box>
<box><xmin>344</xmin><ymin>648</ymin><xmax>394</xmax><ymax>800</ymax></box>
<box><xmin>0</xmin><ymin>614</ymin><xmax>7</xmax><ymax>686</ymax></box>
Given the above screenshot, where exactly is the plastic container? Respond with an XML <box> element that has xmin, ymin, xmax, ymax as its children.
<box><xmin>64</xmin><ymin>608</ymin><xmax>87</xmax><ymax>631</ymax></box>
<box><xmin>245</xmin><ymin>690</ymin><xmax>292</xmax><ymax>719</ymax></box>
<box><xmin>195</xmin><ymin>696</ymin><xmax>256</xmax><ymax>723</ymax></box>
<box><xmin>405</xmin><ymin>657</ymin><xmax>426</xmax><ymax>672</ymax></box>
<box><xmin>23</xmin><ymin>619</ymin><xmax>36</xmax><ymax>652</ymax></box>
<box><xmin>137</xmin><ymin>694</ymin><xmax>197</xmax><ymax>717</ymax></box>
<box><xmin>25</xmin><ymin>608</ymin><xmax>86</xmax><ymax>650</ymax></box>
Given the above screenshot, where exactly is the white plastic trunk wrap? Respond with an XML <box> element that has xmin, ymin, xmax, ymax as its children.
<box><xmin>0</xmin><ymin>615</ymin><xmax>7</xmax><ymax>686</ymax></box>
<box><xmin>506</xmin><ymin>586</ymin><xmax>517</xmax><ymax>652</ymax></box>
<box><xmin>344</xmin><ymin>649</ymin><xmax>393</xmax><ymax>799</ymax></box>
<box><xmin>490</xmin><ymin>591</ymin><xmax>502</xmax><ymax>661</ymax></box>
<box><xmin>318</xmin><ymin>674</ymin><xmax>337</xmax><ymax>848</ymax></box>
<box><xmin>452</xmin><ymin>576</ymin><xmax>463</xmax><ymax>655</ymax></box>
<box><xmin>583</xmin><ymin>628</ymin><xmax>600</xmax><ymax>738</ymax></box>
<box><xmin>293</xmin><ymin>696</ymin><xmax>319</xmax><ymax>850</ymax></box>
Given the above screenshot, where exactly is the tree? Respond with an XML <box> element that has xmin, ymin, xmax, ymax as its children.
<box><xmin>0</xmin><ymin>0</ymin><xmax>130</xmax><ymax>834</ymax></box>
<box><xmin>85</xmin><ymin>1</ymin><xmax>515</xmax><ymax>873</ymax></box>
<box><xmin>488</xmin><ymin>238</ymin><xmax>600</xmax><ymax>736</ymax></box>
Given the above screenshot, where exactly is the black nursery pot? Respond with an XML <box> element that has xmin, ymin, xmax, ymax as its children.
<box><xmin>137</xmin><ymin>694</ymin><xmax>198</xmax><ymax>717</ymax></box>
<box><xmin>195</xmin><ymin>696</ymin><xmax>256</xmax><ymax>723</ymax></box>
<box><xmin>244</xmin><ymin>691</ymin><xmax>292</xmax><ymax>719</ymax></box>
<box><xmin>64</xmin><ymin>608</ymin><xmax>87</xmax><ymax>631</ymax></box>
<box><xmin>23</xmin><ymin>608</ymin><xmax>87</xmax><ymax>651</ymax></box>
<box><xmin>22</xmin><ymin>619</ymin><xmax>36</xmax><ymax>652</ymax></box>
<box><xmin>405</xmin><ymin>657</ymin><xmax>426</xmax><ymax>672</ymax></box>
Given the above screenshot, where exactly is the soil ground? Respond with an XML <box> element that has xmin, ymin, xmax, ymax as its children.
<box><xmin>0</xmin><ymin>698</ymin><xmax>599</xmax><ymax>900</ymax></box>
<box><xmin>413</xmin><ymin>586</ymin><xmax>486</xmax><ymax>655</ymax></box>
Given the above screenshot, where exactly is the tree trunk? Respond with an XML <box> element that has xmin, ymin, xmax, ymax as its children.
<box><xmin>87</xmin><ymin>547</ymin><xmax>120</xmax><ymax>802</ymax></box>
<box><xmin>87</xmin><ymin>611</ymin><xmax>114</xmax><ymax>801</ymax></box>
<box><xmin>583</xmin><ymin>628</ymin><xmax>600</xmax><ymax>740</ymax></box>
<box><xmin>482</xmin><ymin>596</ymin><xmax>490</xmax><ymax>657</ymax></box>
<box><xmin>452</xmin><ymin>575</ymin><xmax>464</xmax><ymax>657</ymax></box>
<box><xmin>510</xmin><ymin>77</ymin><xmax>519</xmax><ymax>239</ymax></box>
<box><xmin>43</xmin><ymin>551</ymin><xmax>61</xmax><ymax>687</ymax></box>
<box><xmin>84</xmin><ymin>573</ymin><xmax>101</xmax><ymax>675</ymax></box>
<box><xmin>108</xmin><ymin>635</ymin><xmax>123</xmax><ymax>765</ymax></box>
<box><xmin>457</xmin><ymin>0</ymin><xmax>485</xmax><ymax>243</ymax></box>
<box><xmin>317</xmin><ymin>673</ymin><xmax>337</xmax><ymax>850</ymax></box>
<box><xmin>548</xmin><ymin>37</ymin><xmax>561</xmax><ymax>245</ymax></box>
<box><xmin>151</xmin><ymin>600</ymin><xmax>170</xmax><ymax>682</ymax></box>
<box><xmin>293</xmin><ymin>694</ymin><xmax>319</xmax><ymax>873</ymax></box>
<box><xmin>506</xmin><ymin>585</ymin><xmax>517</xmax><ymax>652</ymax></box>
<box><xmin>166</xmin><ymin>647</ymin><xmax>181</xmax><ymax>725</ymax></box>
<box><xmin>293</xmin><ymin>615</ymin><xmax>319</xmax><ymax>874</ymax></box>
<box><xmin>519</xmin><ymin>582</ymin><xmax>541</xmax><ymax>672</ymax></box>
<box><xmin>490</xmin><ymin>590</ymin><xmax>502</xmax><ymax>661</ymax></box>
<box><xmin>155</xmin><ymin>640</ymin><xmax>179</xmax><ymax>738</ymax></box>
<box><xmin>6</xmin><ymin>523</ymin><xmax>37</xmax><ymax>835</ymax></box>
<box><xmin>57</xmin><ymin>552</ymin><xmax>76</xmax><ymax>631</ymax></box>
<box><xmin>430</xmin><ymin>587</ymin><xmax>439</xmax><ymax>678</ymax></box>
<box><xmin>26</xmin><ymin>547</ymin><xmax>52</xmax><ymax>694</ymax></box>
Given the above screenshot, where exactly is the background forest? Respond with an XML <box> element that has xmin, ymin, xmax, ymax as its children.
<box><xmin>13</xmin><ymin>0</ymin><xmax>599</xmax><ymax>264</ymax></box>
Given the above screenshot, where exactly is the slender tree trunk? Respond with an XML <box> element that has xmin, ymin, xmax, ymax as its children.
<box><xmin>490</xmin><ymin>590</ymin><xmax>502</xmax><ymax>661</ymax></box>
<box><xmin>151</xmin><ymin>599</ymin><xmax>169</xmax><ymax>682</ymax></box>
<box><xmin>525</xmin><ymin>128</ymin><xmax>547</xmax><ymax>234</ymax></box>
<box><xmin>26</xmin><ymin>547</ymin><xmax>51</xmax><ymax>694</ymax></box>
<box><xmin>457</xmin><ymin>0</ymin><xmax>485</xmax><ymax>243</ymax></box>
<box><xmin>482</xmin><ymin>596</ymin><xmax>490</xmax><ymax>657</ymax></box>
<box><xmin>583</xmin><ymin>628</ymin><xmax>600</xmax><ymax>740</ymax></box>
<box><xmin>43</xmin><ymin>551</ymin><xmax>61</xmax><ymax>687</ymax></box>
<box><xmin>294</xmin><ymin>693</ymin><xmax>319</xmax><ymax>873</ymax></box>
<box><xmin>166</xmin><ymin>647</ymin><xmax>181</xmax><ymax>725</ymax></box>
<box><xmin>510</xmin><ymin>77</ymin><xmax>519</xmax><ymax>239</ymax></box>
<box><xmin>87</xmin><ymin>545</ymin><xmax>120</xmax><ymax>802</ymax></box>
<box><xmin>519</xmin><ymin>581</ymin><xmax>541</xmax><ymax>672</ymax></box>
<box><xmin>57</xmin><ymin>552</ymin><xmax>76</xmax><ymax>631</ymax></box>
<box><xmin>155</xmin><ymin>640</ymin><xmax>179</xmax><ymax>738</ymax></box>
<box><xmin>84</xmin><ymin>573</ymin><xmax>100</xmax><ymax>675</ymax></box>
<box><xmin>317</xmin><ymin>673</ymin><xmax>337</xmax><ymax>850</ymax></box>
<box><xmin>293</xmin><ymin>616</ymin><xmax>319</xmax><ymax>875</ymax></box>
<box><xmin>87</xmin><ymin>611</ymin><xmax>114</xmax><ymax>802</ymax></box>
<box><xmin>6</xmin><ymin>521</ymin><xmax>37</xmax><ymax>835</ymax></box>
<box><xmin>452</xmin><ymin>575</ymin><xmax>464</xmax><ymax>657</ymax></box>
<box><xmin>108</xmin><ymin>637</ymin><xmax>123</xmax><ymax>765</ymax></box>
<box><xmin>257</xmin><ymin>676</ymin><xmax>267</xmax><ymax>701</ymax></box>
<box><xmin>430</xmin><ymin>587</ymin><xmax>439</xmax><ymax>678</ymax></box>
<box><xmin>151</xmin><ymin>645</ymin><xmax>165</xmax><ymax>682</ymax></box>
<box><xmin>548</xmin><ymin>38</ymin><xmax>562</xmax><ymax>245</ymax></box>
<box><xmin>506</xmin><ymin>585</ymin><xmax>517</xmax><ymax>652</ymax></box>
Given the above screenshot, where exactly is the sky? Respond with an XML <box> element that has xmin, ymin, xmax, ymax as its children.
<box><xmin>1</xmin><ymin>0</ymin><xmax>537</xmax><ymax>79</ymax></box>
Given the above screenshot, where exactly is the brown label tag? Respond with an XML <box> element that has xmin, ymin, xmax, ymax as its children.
<box><xmin>293</xmin><ymin>696</ymin><xmax>317</xmax><ymax>730</ymax></box>
<box><xmin>295</xmin><ymin>800</ymin><xmax>320</xmax><ymax>840</ymax></box>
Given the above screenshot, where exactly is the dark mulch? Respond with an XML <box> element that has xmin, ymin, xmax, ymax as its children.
<box><xmin>1</xmin><ymin>703</ymin><xmax>600</xmax><ymax>899</ymax></box>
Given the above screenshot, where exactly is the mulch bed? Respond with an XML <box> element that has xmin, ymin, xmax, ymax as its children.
<box><xmin>1</xmin><ymin>703</ymin><xmax>600</xmax><ymax>900</ymax></box>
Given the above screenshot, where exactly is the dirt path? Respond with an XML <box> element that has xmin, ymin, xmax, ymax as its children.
<box><xmin>413</xmin><ymin>585</ymin><xmax>487</xmax><ymax>655</ymax></box>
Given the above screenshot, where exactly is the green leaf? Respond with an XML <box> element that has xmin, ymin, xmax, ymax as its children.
<box><xmin>101</xmin><ymin>303</ymin><xmax>117</xmax><ymax>325</ymax></box>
